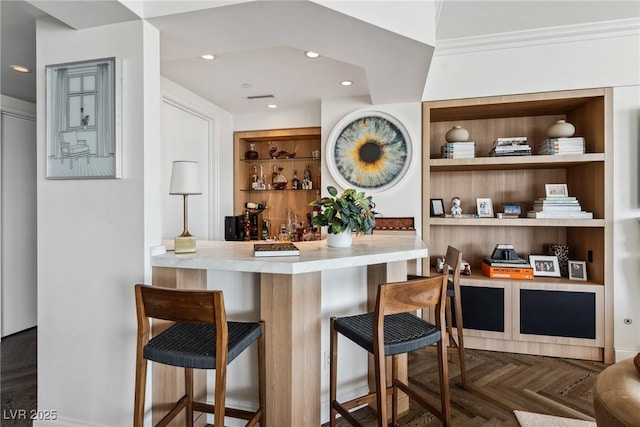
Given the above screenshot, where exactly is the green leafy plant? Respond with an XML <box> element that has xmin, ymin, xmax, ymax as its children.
<box><xmin>309</xmin><ymin>186</ymin><xmax>376</xmax><ymax>235</ymax></box>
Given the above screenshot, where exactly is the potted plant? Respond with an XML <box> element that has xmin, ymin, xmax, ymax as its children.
<box><xmin>309</xmin><ymin>186</ymin><xmax>376</xmax><ymax>247</ymax></box>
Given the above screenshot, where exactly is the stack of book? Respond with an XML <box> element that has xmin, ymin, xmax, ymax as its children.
<box><xmin>482</xmin><ymin>255</ymin><xmax>534</xmax><ymax>280</ymax></box>
<box><xmin>253</xmin><ymin>242</ymin><xmax>300</xmax><ymax>257</ymax></box>
<box><xmin>537</xmin><ymin>137</ymin><xmax>585</xmax><ymax>155</ymax></box>
<box><xmin>527</xmin><ymin>196</ymin><xmax>593</xmax><ymax>219</ymax></box>
<box><xmin>489</xmin><ymin>137</ymin><xmax>532</xmax><ymax>157</ymax></box>
<box><xmin>441</xmin><ymin>142</ymin><xmax>476</xmax><ymax>159</ymax></box>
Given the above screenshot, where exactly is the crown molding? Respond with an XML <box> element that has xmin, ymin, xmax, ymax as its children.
<box><xmin>435</xmin><ymin>18</ymin><xmax>640</xmax><ymax>56</ymax></box>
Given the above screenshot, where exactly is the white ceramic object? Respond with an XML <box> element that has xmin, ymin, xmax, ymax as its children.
<box><xmin>547</xmin><ymin>120</ymin><xmax>575</xmax><ymax>138</ymax></box>
<box><xmin>445</xmin><ymin>125</ymin><xmax>470</xmax><ymax>142</ymax></box>
<box><xmin>326</xmin><ymin>229</ymin><xmax>353</xmax><ymax>248</ymax></box>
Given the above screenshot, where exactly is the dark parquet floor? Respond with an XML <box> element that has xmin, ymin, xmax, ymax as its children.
<box><xmin>1</xmin><ymin>328</ymin><xmax>606</xmax><ymax>427</ymax></box>
<box><xmin>1</xmin><ymin>327</ymin><xmax>37</xmax><ymax>427</ymax></box>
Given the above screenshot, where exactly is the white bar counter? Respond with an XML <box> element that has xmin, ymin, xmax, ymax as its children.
<box><xmin>150</xmin><ymin>235</ymin><xmax>428</xmax><ymax>427</ymax></box>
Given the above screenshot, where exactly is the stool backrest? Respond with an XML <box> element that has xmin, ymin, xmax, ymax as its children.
<box><xmin>445</xmin><ymin>245</ymin><xmax>462</xmax><ymax>283</ymax></box>
<box><xmin>376</xmin><ymin>273</ymin><xmax>448</xmax><ymax>317</ymax></box>
<box><xmin>135</xmin><ymin>284</ymin><xmax>225</xmax><ymax>324</ymax></box>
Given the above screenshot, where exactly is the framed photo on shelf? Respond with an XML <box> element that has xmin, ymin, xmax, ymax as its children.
<box><xmin>476</xmin><ymin>198</ymin><xmax>494</xmax><ymax>217</ymax></box>
<box><xmin>529</xmin><ymin>255</ymin><xmax>561</xmax><ymax>277</ymax></box>
<box><xmin>502</xmin><ymin>203</ymin><xmax>522</xmax><ymax>217</ymax></box>
<box><xmin>545</xmin><ymin>183</ymin><xmax>569</xmax><ymax>198</ymax></box>
<box><xmin>430</xmin><ymin>198</ymin><xmax>445</xmax><ymax>217</ymax></box>
<box><xmin>568</xmin><ymin>260</ymin><xmax>588</xmax><ymax>281</ymax></box>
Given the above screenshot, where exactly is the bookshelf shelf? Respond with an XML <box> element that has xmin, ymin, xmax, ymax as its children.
<box><xmin>422</xmin><ymin>88</ymin><xmax>613</xmax><ymax>362</ymax></box>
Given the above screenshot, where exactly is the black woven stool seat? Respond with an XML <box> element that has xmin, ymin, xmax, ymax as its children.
<box><xmin>333</xmin><ymin>312</ymin><xmax>441</xmax><ymax>356</ymax></box>
<box><xmin>144</xmin><ymin>321</ymin><xmax>263</xmax><ymax>369</ymax></box>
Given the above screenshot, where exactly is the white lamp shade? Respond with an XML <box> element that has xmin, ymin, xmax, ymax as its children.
<box><xmin>169</xmin><ymin>161</ymin><xmax>202</xmax><ymax>195</ymax></box>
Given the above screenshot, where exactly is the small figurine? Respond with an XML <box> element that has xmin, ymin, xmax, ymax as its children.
<box><xmin>451</xmin><ymin>197</ymin><xmax>462</xmax><ymax>217</ymax></box>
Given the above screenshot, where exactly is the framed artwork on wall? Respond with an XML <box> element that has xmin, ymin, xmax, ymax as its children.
<box><xmin>326</xmin><ymin>110</ymin><xmax>412</xmax><ymax>193</ymax></box>
<box><xmin>46</xmin><ymin>57</ymin><xmax>121</xmax><ymax>179</ymax></box>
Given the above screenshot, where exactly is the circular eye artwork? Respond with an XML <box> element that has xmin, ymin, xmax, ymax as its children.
<box><xmin>327</xmin><ymin>111</ymin><xmax>412</xmax><ymax>192</ymax></box>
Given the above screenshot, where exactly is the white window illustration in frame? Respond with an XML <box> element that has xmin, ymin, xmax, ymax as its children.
<box><xmin>46</xmin><ymin>57</ymin><xmax>121</xmax><ymax>179</ymax></box>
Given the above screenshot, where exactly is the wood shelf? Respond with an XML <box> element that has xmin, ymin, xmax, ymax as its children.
<box><xmin>422</xmin><ymin>88</ymin><xmax>613</xmax><ymax>362</ymax></box>
<box><xmin>429</xmin><ymin>218</ymin><xmax>605</xmax><ymax>227</ymax></box>
<box><xmin>429</xmin><ymin>153</ymin><xmax>604</xmax><ymax>171</ymax></box>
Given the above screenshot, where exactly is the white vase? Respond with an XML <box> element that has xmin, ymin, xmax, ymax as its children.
<box><xmin>327</xmin><ymin>229</ymin><xmax>353</xmax><ymax>248</ymax></box>
<box><xmin>445</xmin><ymin>125</ymin><xmax>470</xmax><ymax>142</ymax></box>
<box><xmin>547</xmin><ymin>120</ymin><xmax>575</xmax><ymax>138</ymax></box>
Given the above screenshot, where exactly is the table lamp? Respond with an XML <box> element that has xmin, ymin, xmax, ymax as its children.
<box><xmin>169</xmin><ymin>160</ymin><xmax>202</xmax><ymax>253</ymax></box>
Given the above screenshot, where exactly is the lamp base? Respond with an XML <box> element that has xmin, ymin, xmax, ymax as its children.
<box><xmin>175</xmin><ymin>236</ymin><xmax>196</xmax><ymax>254</ymax></box>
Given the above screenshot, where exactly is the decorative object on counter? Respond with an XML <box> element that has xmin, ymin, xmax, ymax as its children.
<box><xmin>451</xmin><ymin>197</ymin><xmax>463</xmax><ymax>217</ymax></box>
<box><xmin>529</xmin><ymin>255</ymin><xmax>561</xmax><ymax>277</ymax></box>
<box><xmin>430</xmin><ymin>198</ymin><xmax>445</xmax><ymax>217</ymax></box>
<box><xmin>253</xmin><ymin>242</ymin><xmax>300</xmax><ymax>257</ymax></box>
<box><xmin>549</xmin><ymin>244</ymin><xmax>570</xmax><ymax>277</ymax></box>
<box><xmin>309</xmin><ymin>186</ymin><xmax>376</xmax><ymax>248</ymax></box>
<box><xmin>169</xmin><ymin>160</ymin><xmax>202</xmax><ymax>253</ymax></box>
<box><xmin>445</xmin><ymin>125</ymin><xmax>470</xmax><ymax>142</ymax></box>
<box><xmin>245</xmin><ymin>143</ymin><xmax>259</xmax><ymax>159</ymax></box>
<box><xmin>476</xmin><ymin>198</ymin><xmax>494</xmax><ymax>217</ymax></box>
<box><xmin>547</xmin><ymin>119</ymin><xmax>576</xmax><ymax>138</ymax></box>
<box><xmin>327</xmin><ymin>110</ymin><xmax>411</xmax><ymax>192</ymax></box>
<box><xmin>568</xmin><ymin>260</ymin><xmax>587</xmax><ymax>281</ymax></box>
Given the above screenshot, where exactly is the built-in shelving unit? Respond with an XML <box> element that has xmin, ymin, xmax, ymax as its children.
<box><xmin>422</xmin><ymin>88</ymin><xmax>613</xmax><ymax>362</ymax></box>
<box><xmin>233</xmin><ymin>127</ymin><xmax>321</xmax><ymax>237</ymax></box>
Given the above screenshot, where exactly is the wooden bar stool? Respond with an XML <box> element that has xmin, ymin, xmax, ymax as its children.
<box><xmin>409</xmin><ymin>245</ymin><xmax>467</xmax><ymax>388</ymax></box>
<box><xmin>133</xmin><ymin>284</ymin><xmax>265</xmax><ymax>427</ymax></box>
<box><xmin>329</xmin><ymin>274</ymin><xmax>451</xmax><ymax>427</ymax></box>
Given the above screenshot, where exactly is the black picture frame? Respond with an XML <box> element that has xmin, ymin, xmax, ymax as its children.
<box><xmin>430</xmin><ymin>198</ymin><xmax>445</xmax><ymax>217</ymax></box>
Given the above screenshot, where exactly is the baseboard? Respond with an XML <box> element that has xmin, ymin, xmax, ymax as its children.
<box><xmin>615</xmin><ymin>348</ymin><xmax>639</xmax><ymax>362</ymax></box>
<box><xmin>33</xmin><ymin>418</ymin><xmax>103</xmax><ymax>427</ymax></box>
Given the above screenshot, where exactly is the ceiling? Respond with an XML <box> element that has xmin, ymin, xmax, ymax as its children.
<box><xmin>2</xmin><ymin>1</ymin><xmax>639</xmax><ymax>114</ymax></box>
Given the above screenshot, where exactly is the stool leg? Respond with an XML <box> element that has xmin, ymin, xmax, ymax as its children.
<box><xmin>392</xmin><ymin>355</ymin><xmax>399</xmax><ymax>427</ymax></box>
<box><xmin>452</xmin><ymin>294</ymin><xmax>467</xmax><ymax>387</ymax></box>
<box><xmin>133</xmin><ymin>357</ymin><xmax>147</xmax><ymax>427</ymax></box>
<box><xmin>374</xmin><ymin>347</ymin><xmax>387</xmax><ymax>427</ymax></box>
<box><xmin>436</xmin><ymin>340</ymin><xmax>451</xmax><ymax>426</ymax></box>
<box><xmin>329</xmin><ymin>318</ymin><xmax>338</xmax><ymax>427</ymax></box>
<box><xmin>185</xmin><ymin>368</ymin><xmax>193</xmax><ymax>426</ymax></box>
<box><xmin>258</xmin><ymin>326</ymin><xmax>266</xmax><ymax>427</ymax></box>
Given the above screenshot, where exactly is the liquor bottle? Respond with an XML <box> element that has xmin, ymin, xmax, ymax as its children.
<box><xmin>271</xmin><ymin>165</ymin><xmax>278</xmax><ymax>187</ymax></box>
<box><xmin>303</xmin><ymin>164</ymin><xmax>313</xmax><ymax>190</ymax></box>
<box><xmin>245</xmin><ymin>143</ymin><xmax>259</xmax><ymax>160</ymax></box>
<box><xmin>245</xmin><ymin>202</ymin><xmax>265</xmax><ymax>210</ymax></box>
<box><xmin>250</xmin><ymin>165</ymin><xmax>259</xmax><ymax>190</ymax></box>
<box><xmin>312</xmin><ymin>190</ymin><xmax>321</xmax><ymax>231</ymax></box>
<box><xmin>261</xmin><ymin>219</ymin><xmax>270</xmax><ymax>240</ymax></box>
<box><xmin>243</xmin><ymin>210</ymin><xmax>251</xmax><ymax>241</ymax></box>
<box><xmin>291</xmin><ymin>169</ymin><xmax>300</xmax><ymax>190</ymax></box>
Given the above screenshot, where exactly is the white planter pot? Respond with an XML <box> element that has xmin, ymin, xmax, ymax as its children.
<box><xmin>327</xmin><ymin>229</ymin><xmax>353</xmax><ymax>248</ymax></box>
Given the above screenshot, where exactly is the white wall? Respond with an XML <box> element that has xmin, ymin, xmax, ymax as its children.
<box><xmin>1</xmin><ymin>95</ymin><xmax>37</xmax><ymax>337</ymax></box>
<box><xmin>35</xmin><ymin>18</ymin><xmax>161</xmax><ymax>427</ymax></box>
<box><xmin>160</xmin><ymin>77</ymin><xmax>234</xmax><ymax>242</ymax></box>
<box><xmin>424</xmin><ymin>22</ymin><xmax>640</xmax><ymax>359</ymax></box>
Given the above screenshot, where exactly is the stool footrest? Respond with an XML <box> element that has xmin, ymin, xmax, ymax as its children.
<box><xmin>192</xmin><ymin>401</ymin><xmax>262</xmax><ymax>422</ymax></box>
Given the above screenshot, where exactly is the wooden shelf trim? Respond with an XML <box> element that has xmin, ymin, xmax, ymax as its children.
<box><xmin>429</xmin><ymin>218</ymin><xmax>604</xmax><ymax>227</ymax></box>
<box><xmin>429</xmin><ymin>153</ymin><xmax>604</xmax><ymax>171</ymax></box>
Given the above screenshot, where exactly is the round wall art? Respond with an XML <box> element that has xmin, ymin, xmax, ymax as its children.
<box><xmin>326</xmin><ymin>111</ymin><xmax>412</xmax><ymax>192</ymax></box>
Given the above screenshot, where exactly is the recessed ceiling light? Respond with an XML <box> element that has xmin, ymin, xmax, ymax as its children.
<box><xmin>201</xmin><ymin>54</ymin><xmax>215</xmax><ymax>60</ymax></box>
<box><xmin>305</xmin><ymin>51</ymin><xmax>320</xmax><ymax>59</ymax></box>
<box><xmin>10</xmin><ymin>65</ymin><xmax>31</xmax><ymax>73</ymax></box>
<box><xmin>241</xmin><ymin>83</ymin><xmax>253</xmax><ymax>89</ymax></box>
<box><xmin>340</xmin><ymin>80</ymin><xmax>353</xmax><ymax>86</ymax></box>
<box><xmin>267</xmin><ymin>104</ymin><xmax>278</xmax><ymax>109</ymax></box>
